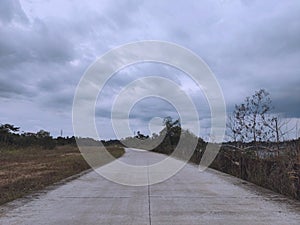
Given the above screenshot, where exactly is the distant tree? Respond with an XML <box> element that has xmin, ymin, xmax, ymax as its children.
<box><xmin>163</xmin><ymin>116</ymin><xmax>180</xmax><ymax>132</ymax></box>
<box><xmin>265</xmin><ymin>115</ymin><xmax>294</xmax><ymax>143</ymax></box>
<box><xmin>36</xmin><ymin>130</ymin><xmax>55</xmax><ymax>149</ymax></box>
<box><xmin>135</xmin><ymin>131</ymin><xmax>149</xmax><ymax>139</ymax></box>
<box><xmin>151</xmin><ymin>133</ymin><xmax>159</xmax><ymax>140</ymax></box>
<box><xmin>0</xmin><ymin>124</ymin><xmax>20</xmax><ymax>134</ymax></box>
<box><xmin>0</xmin><ymin>124</ymin><xmax>20</xmax><ymax>144</ymax></box>
<box><xmin>230</xmin><ymin>89</ymin><xmax>275</xmax><ymax>147</ymax></box>
<box><xmin>161</xmin><ymin>116</ymin><xmax>181</xmax><ymax>148</ymax></box>
<box><xmin>36</xmin><ymin>130</ymin><xmax>51</xmax><ymax>138</ymax></box>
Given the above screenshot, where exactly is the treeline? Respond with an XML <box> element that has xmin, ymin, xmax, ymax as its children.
<box><xmin>122</xmin><ymin>116</ymin><xmax>207</xmax><ymax>156</ymax></box>
<box><xmin>0</xmin><ymin>124</ymin><xmax>55</xmax><ymax>149</ymax></box>
<box><xmin>0</xmin><ymin>123</ymin><xmax>123</xmax><ymax>150</ymax></box>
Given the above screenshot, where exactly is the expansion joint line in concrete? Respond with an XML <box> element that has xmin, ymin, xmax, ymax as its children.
<box><xmin>147</xmin><ymin>164</ymin><xmax>152</xmax><ymax>225</ymax></box>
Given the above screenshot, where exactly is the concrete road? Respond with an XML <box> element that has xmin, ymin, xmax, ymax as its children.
<box><xmin>0</xmin><ymin>148</ymin><xmax>300</xmax><ymax>225</ymax></box>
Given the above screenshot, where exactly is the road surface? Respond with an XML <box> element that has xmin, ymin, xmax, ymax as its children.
<box><xmin>0</xmin><ymin>148</ymin><xmax>300</xmax><ymax>224</ymax></box>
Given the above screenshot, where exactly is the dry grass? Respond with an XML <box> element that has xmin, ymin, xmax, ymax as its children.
<box><xmin>0</xmin><ymin>145</ymin><xmax>124</xmax><ymax>205</ymax></box>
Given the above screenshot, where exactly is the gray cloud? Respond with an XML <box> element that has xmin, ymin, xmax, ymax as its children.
<box><xmin>0</xmin><ymin>76</ymin><xmax>32</xmax><ymax>98</ymax></box>
<box><xmin>0</xmin><ymin>0</ymin><xmax>28</xmax><ymax>24</ymax></box>
<box><xmin>0</xmin><ymin>0</ymin><xmax>299</xmax><ymax>138</ymax></box>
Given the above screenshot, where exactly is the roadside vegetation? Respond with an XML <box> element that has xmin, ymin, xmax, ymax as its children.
<box><xmin>0</xmin><ymin>127</ymin><xmax>125</xmax><ymax>205</ymax></box>
<box><xmin>123</xmin><ymin>89</ymin><xmax>300</xmax><ymax>200</ymax></box>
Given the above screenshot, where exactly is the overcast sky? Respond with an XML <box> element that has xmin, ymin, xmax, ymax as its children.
<box><xmin>0</xmin><ymin>0</ymin><xmax>299</xmax><ymax>140</ymax></box>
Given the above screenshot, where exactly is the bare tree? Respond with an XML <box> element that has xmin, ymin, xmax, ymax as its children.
<box><xmin>265</xmin><ymin>115</ymin><xmax>294</xmax><ymax>143</ymax></box>
<box><xmin>230</xmin><ymin>89</ymin><xmax>274</xmax><ymax>147</ymax></box>
<box><xmin>226</xmin><ymin>114</ymin><xmax>240</xmax><ymax>142</ymax></box>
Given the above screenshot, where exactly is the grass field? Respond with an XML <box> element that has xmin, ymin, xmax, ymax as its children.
<box><xmin>0</xmin><ymin>145</ymin><xmax>125</xmax><ymax>205</ymax></box>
